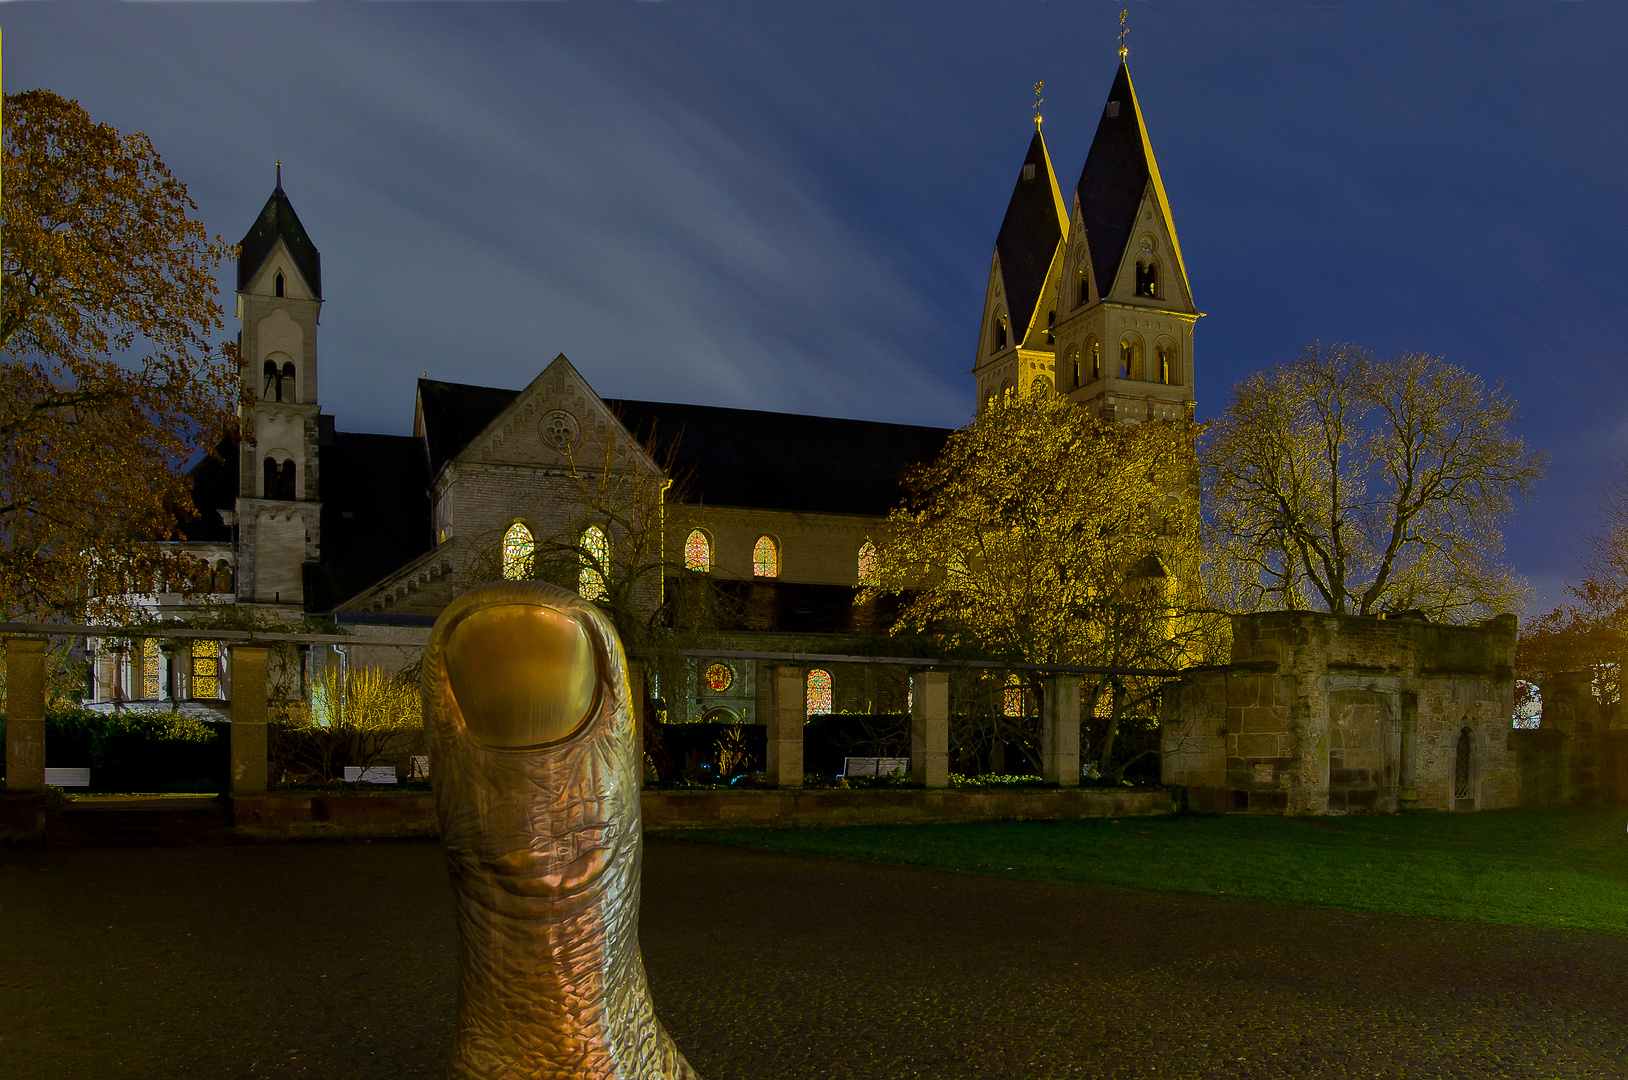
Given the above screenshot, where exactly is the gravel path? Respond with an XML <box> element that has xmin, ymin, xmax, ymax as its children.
<box><xmin>1</xmin><ymin>837</ymin><xmax>1624</xmax><ymax>1079</ymax></box>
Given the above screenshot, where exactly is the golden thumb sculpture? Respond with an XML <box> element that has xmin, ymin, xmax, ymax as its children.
<box><xmin>422</xmin><ymin>580</ymin><xmax>699</xmax><ymax>1080</ymax></box>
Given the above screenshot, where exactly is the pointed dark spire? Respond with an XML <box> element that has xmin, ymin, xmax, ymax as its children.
<box><xmin>238</xmin><ymin>175</ymin><xmax>322</xmax><ymax>298</ymax></box>
<box><xmin>994</xmin><ymin>131</ymin><xmax>1067</xmax><ymax>345</ymax></box>
<box><xmin>1074</xmin><ymin>62</ymin><xmax>1186</xmax><ymax>302</ymax></box>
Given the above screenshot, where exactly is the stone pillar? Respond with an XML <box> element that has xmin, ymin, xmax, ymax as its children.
<box><xmin>3</xmin><ymin>637</ymin><xmax>47</xmax><ymax>792</ymax></box>
<box><xmin>764</xmin><ymin>664</ymin><xmax>804</xmax><ymax>788</ymax></box>
<box><xmin>229</xmin><ymin>645</ymin><xmax>269</xmax><ymax>794</ymax></box>
<box><xmin>910</xmin><ymin>670</ymin><xmax>949</xmax><ymax>788</ymax></box>
<box><xmin>1042</xmin><ymin>674</ymin><xmax>1081</xmax><ymax>786</ymax></box>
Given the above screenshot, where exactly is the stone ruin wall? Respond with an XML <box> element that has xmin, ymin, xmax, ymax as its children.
<box><xmin>1162</xmin><ymin>611</ymin><xmax>1519</xmax><ymax>815</ymax></box>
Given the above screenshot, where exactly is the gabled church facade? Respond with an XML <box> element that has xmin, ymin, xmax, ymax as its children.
<box><xmin>89</xmin><ymin>58</ymin><xmax>1197</xmax><ymax>726</ymax></box>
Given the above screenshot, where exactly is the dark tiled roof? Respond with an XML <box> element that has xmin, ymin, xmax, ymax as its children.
<box><xmin>417</xmin><ymin>378</ymin><xmax>520</xmax><ymax>475</ymax></box>
<box><xmin>306</xmin><ymin>432</ymin><xmax>432</xmax><ymax>611</ymax></box>
<box><xmin>1076</xmin><ymin>63</ymin><xmax>1152</xmax><ymax>300</ymax></box>
<box><xmin>605</xmin><ymin>399</ymin><xmax>952</xmax><ymax>516</ymax></box>
<box><xmin>175</xmin><ymin>438</ymin><xmax>239</xmax><ymax>542</ymax></box>
<box><xmin>408</xmin><ymin>376</ymin><xmax>951</xmax><ymax>516</ymax></box>
<box><xmin>238</xmin><ymin>185</ymin><xmax>322</xmax><ymax>298</ymax></box>
<box><xmin>994</xmin><ymin>131</ymin><xmax>1065</xmax><ymax>341</ymax></box>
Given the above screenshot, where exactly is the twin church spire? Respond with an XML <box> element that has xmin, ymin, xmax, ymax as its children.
<box><xmin>974</xmin><ymin>56</ymin><xmax>1198</xmax><ymax>425</ymax></box>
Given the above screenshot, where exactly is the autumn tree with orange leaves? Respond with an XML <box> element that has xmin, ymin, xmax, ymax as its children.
<box><xmin>1</xmin><ymin>89</ymin><xmax>239</xmax><ymax>622</ymax></box>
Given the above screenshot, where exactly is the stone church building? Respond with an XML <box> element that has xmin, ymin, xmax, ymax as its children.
<box><xmin>92</xmin><ymin>57</ymin><xmax>1199</xmax><ymax>729</ymax></box>
<box><xmin>82</xmin><ymin>56</ymin><xmax>1534</xmax><ymax>813</ymax></box>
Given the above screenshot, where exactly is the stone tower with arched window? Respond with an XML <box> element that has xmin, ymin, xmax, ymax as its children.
<box><xmin>1049</xmin><ymin>61</ymin><xmax>1198</xmax><ymax>424</ymax></box>
<box><xmin>972</xmin><ymin>129</ymin><xmax>1069</xmax><ymax>414</ymax></box>
<box><xmin>234</xmin><ymin>175</ymin><xmax>325</xmax><ymax>607</ymax></box>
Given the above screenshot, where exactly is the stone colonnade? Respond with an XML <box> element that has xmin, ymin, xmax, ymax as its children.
<box><xmin>758</xmin><ymin>662</ymin><xmax>1081</xmax><ymax>790</ymax></box>
<box><xmin>3</xmin><ymin>635</ymin><xmax>1087</xmax><ymax>794</ymax></box>
<box><xmin>3</xmin><ymin>636</ymin><xmax>277</xmax><ymax>796</ymax></box>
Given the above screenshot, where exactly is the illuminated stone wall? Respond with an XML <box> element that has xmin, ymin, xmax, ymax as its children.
<box><xmin>1162</xmin><ymin>611</ymin><xmax>1519</xmax><ymax>815</ymax></box>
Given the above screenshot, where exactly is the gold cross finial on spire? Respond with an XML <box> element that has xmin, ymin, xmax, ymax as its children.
<box><xmin>1033</xmin><ymin>81</ymin><xmax>1044</xmax><ymax>130</ymax></box>
<box><xmin>275</xmin><ymin>159</ymin><xmax>282</xmax><ymax>188</ymax></box>
<box><xmin>1118</xmin><ymin>9</ymin><xmax>1129</xmax><ymax>59</ymax></box>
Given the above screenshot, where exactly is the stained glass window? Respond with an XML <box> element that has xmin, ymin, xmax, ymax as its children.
<box><xmin>579</xmin><ymin>525</ymin><xmax>609</xmax><ymax>601</ymax></box>
<box><xmin>141</xmin><ymin>638</ymin><xmax>162</xmax><ymax>699</ymax></box>
<box><xmin>752</xmin><ymin>535</ymin><xmax>779</xmax><ymax>578</ymax></box>
<box><xmin>502</xmin><ymin>522</ymin><xmax>533</xmax><ymax>580</ymax></box>
<box><xmin>704</xmin><ymin>663</ymin><xmax>733</xmax><ymax>693</ymax></box>
<box><xmin>684</xmin><ymin>529</ymin><xmax>711</xmax><ymax>572</ymax></box>
<box><xmin>806</xmin><ymin>669</ymin><xmax>832</xmax><ymax>715</ymax></box>
<box><xmin>191</xmin><ymin>640</ymin><xmax>221</xmax><ymax>699</ymax></box>
<box><xmin>1003</xmin><ymin>674</ymin><xmax>1024</xmax><ymax>718</ymax></box>
<box><xmin>857</xmin><ymin>541</ymin><xmax>879</xmax><ymax>586</ymax></box>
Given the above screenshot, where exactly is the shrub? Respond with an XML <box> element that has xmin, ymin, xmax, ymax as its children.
<box><xmin>271</xmin><ymin>666</ymin><xmax>422</xmax><ymax>787</ymax></box>
<box><xmin>1</xmin><ymin>708</ymin><xmax>228</xmax><ymax>792</ymax></box>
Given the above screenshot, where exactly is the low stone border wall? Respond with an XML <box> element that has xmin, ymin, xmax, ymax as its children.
<box><xmin>19</xmin><ymin>787</ymin><xmax>1176</xmax><ymax>843</ymax></box>
<box><xmin>0</xmin><ymin>793</ymin><xmax>49</xmax><ymax>842</ymax></box>
<box><xmin>642</xmin><ymin>787</ymin><xmax>1176</xmax><ymax>829</ymax></box>
<box><xmin>230</xmin><ymin>793</ymin><xmax>440</xmax><ymax>841</ymax></box>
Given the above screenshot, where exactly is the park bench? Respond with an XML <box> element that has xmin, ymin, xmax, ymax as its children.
<box><xmin>842</xmin><ymin>756</ymin><xmax>909</xmax><ymax>778</ymax></box>
<box><xmin>43</xmin><ymin>767</ymin><xmax>91</xmax><ymax>788</ymax></box>
<box><xmin>343</xmin><ymin>766</ymin><xmax>398</xmax><ymax>784</ymax></box>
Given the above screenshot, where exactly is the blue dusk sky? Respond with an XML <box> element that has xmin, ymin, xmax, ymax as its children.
<box><xmin>3</xmin><ymin>2</ymin><xmax>1624</xmax><ymax>615</ymax></box>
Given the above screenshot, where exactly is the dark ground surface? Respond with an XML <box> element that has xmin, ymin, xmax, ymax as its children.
<box><xmin>1</xmin><ymin>837</ymin><xmax>1625</xmax><ymax>1080</ymax></box>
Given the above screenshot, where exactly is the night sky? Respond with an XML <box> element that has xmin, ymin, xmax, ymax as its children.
<box><xmin>5</xmin><ymin>3</ymin><xmax>1624</xmax><ymax>615</ymax></box>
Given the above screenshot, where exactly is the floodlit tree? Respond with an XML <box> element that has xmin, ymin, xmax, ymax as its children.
<box><xmin>1</xmin><ymin>90</ymin><xmax>239</xmax><ymax>621</ymax></box>
<box><xmin>866</xmin><ymin>387</ymin><xmax>1224</xmax><ymax>780</ymax></box>
<box><xmin>1203</xmin><ymin>343</ymin><xmax>1543</xmax><ymax>622</ymax></box>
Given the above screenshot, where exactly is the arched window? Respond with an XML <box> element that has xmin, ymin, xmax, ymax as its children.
<box><xmin>1065</xmin><ymin>344</ymin><xmax>1080</xmax><ymax>389</ymax></box>
<box><xmin>1003</xmin><ymin>673</ymin><xmax>1025</xmax><ymax>717</ymax></box>
<box><xmin>501</xmin><ymin>522</ymin><xmax>533</xmax><ymax>581</ymax></box>
<box><xmin>278</xmin><ymin>460</ymin><xmax>296</xmax><ymax>500</ymax></box>
<box><xmin>1090</xmin><ymin>340</ymin><xmax>1101</xmax><ymax>382</ymax></box>
<box><xmin>752</xmin><ymin>535</ymin><xmax>779</xmax><ymax>578</ymax></box>
<box><xmin>1119</xmin><ymin>336</ymin><xmax>1142</xmax><ymax>380</ymax></box>
<box><xmin>683</xmin><ymin>529</ymin><xmax>711</xmax><ymax>572</ymax></box>
<box><xmin>806</xmin><ymin>669</ymin><xmax>833</xmax><ymax>715</ymax></box>
<box><xmin>1156</xmin><ymin>344</ymin><xmax>1176</xmax><ymax>385</ymax></box>
<box><xmin>992</xmin><ymin>315</ymin><xmax>1007</xmax><ymax>353</ymax></box>
<box><xmin>213</xmin><ymin>559</ymin><xmax>234</xmax><ymax>594</ymax></box>
<box><xmin>579</xmin><ymin>525</ymin><xmax>609</xmax><ymax>600</ymax></box>
<box><xmin>1000</xmin><ymin>380</ymin><xmax>1015</xmax><ymax>405</ymax></box>
<box><xmin>1030</xmin><ymin>376</ymin><xmax>1049</xmax><ymax>396</ymax></box>
<box><xmin>274</xmin><ymin>271</ymin><xmax>285</xmax><ymax>298</ymax></box>
<box><xmin>1077</xmin><ymin>272</ymin><xmax>1089</xmax><ymax>307</ymax></box>
<box><xmin>281</xmin><ymin>361</ymin><xmax>297</xmax><ymax>402</ymax></box>
<box><xmin>857</xmin><ymin>541</ymin><xmax>879</xmax><ymax>586</ymax></box>
<box><xmin>1135</xmin><ymin>260</ymin><xmax>1159</xmax><ymax>298</ymax></box>
<box><xmin>263</xmin><ymin>359</ymin><xmax>280</xmax><ymax>401</ymax></box>
<box><xmin>263</xmin><ymin>456</ymin><xmax>278</xmax><ymax>498</ymax></box>
<box><xmin>1046</xmin><ymin>307</ymin><xmax>1056</xmax><ymax>345</ymax></box>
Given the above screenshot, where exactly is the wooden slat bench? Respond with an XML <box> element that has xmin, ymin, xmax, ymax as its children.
<box><xmin>842</xmin><ymin>756</ymin><xmax>909</xmax><ymax>778</ymax></box>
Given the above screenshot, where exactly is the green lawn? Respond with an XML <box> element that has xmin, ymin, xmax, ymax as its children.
<box><xmin>671</xmin><ymin>806</ymin><xmax>1628</xmax><ymax>935</ymax></box>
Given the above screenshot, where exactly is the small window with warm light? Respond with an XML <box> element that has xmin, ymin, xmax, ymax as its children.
<box><xmin>683</xmin><ymin>529</ymin><xmax>711</xmax><ymax>572</ymax></box>
<box><xmin>753</xmin><ymin>535</ymin><xmax>779</xmax><ymax>578</ymax></box>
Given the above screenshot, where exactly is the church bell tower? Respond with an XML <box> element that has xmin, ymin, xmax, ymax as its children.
<box><xmin>1049</xmin><ymin>60</ymin><xmax>1198</xmax><ymax>423</ymax></box>
<box><xmin>234</xmin><ymin>168</ymin><xmax>324</xmax><ymax>609</ymax></box>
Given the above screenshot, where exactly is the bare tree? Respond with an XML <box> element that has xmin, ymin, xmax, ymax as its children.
<box><xmin>1203</xmin><ymin>343</ymin><xmax>1544</xmax><ymax>621</ymax></box>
